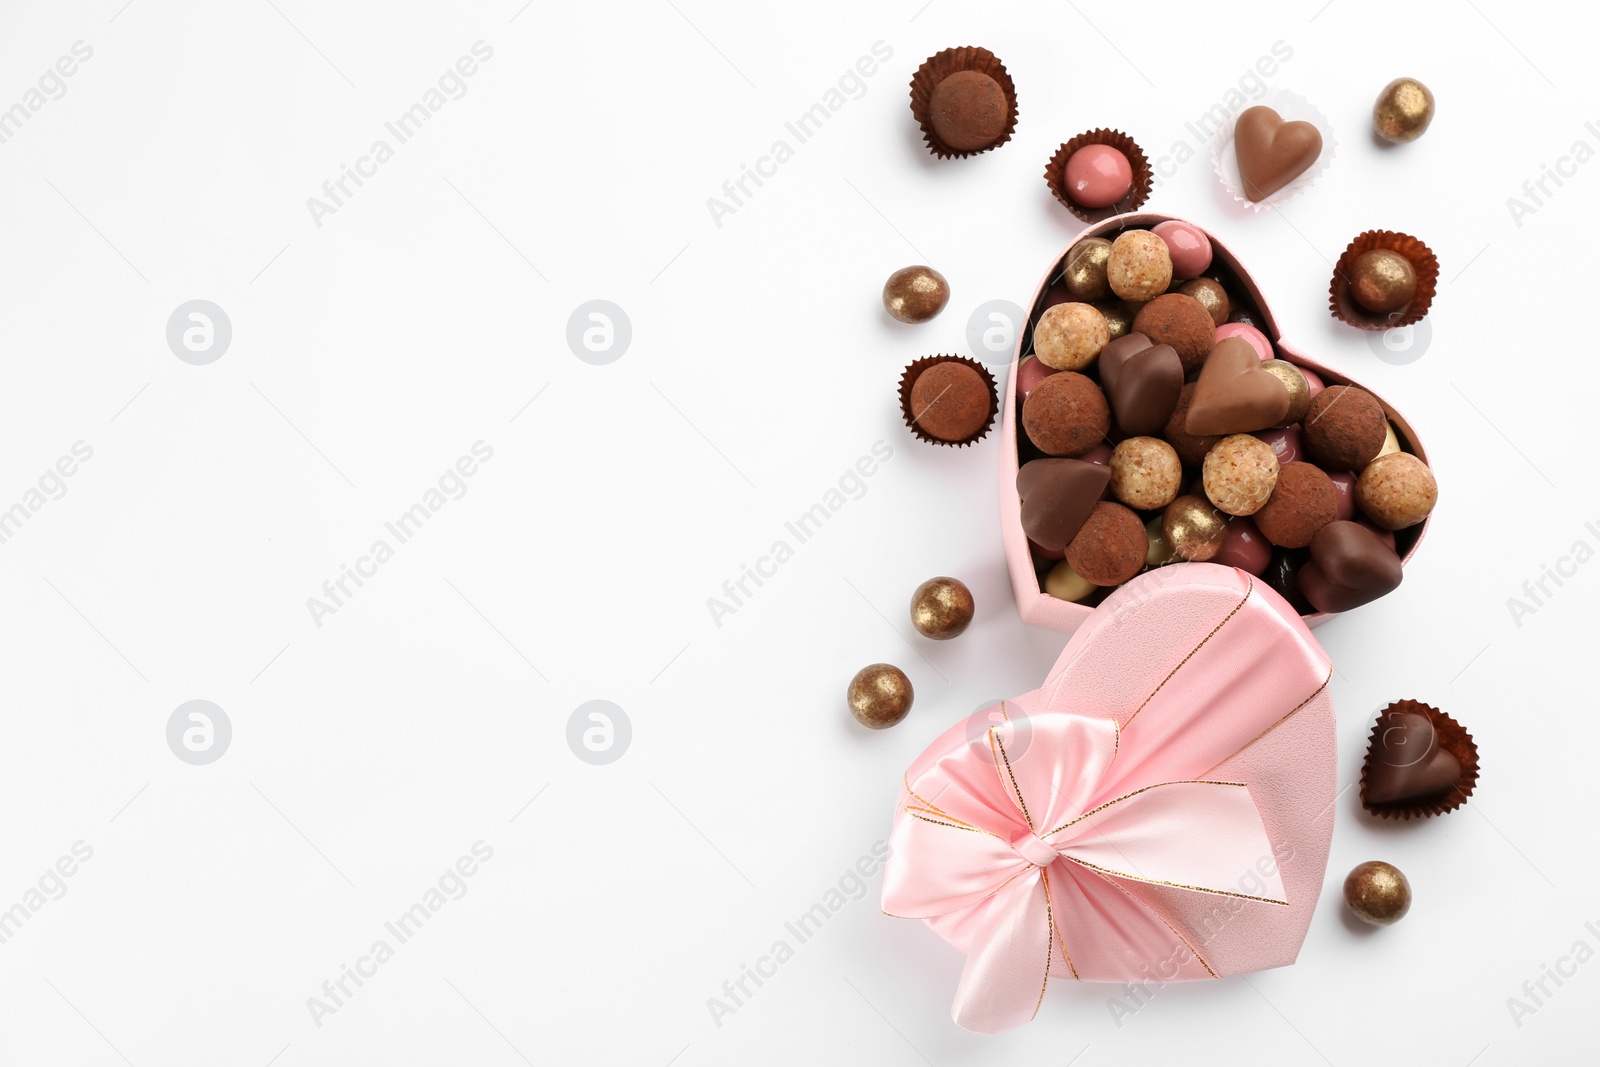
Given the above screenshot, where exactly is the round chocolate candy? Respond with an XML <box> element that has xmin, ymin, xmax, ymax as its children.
<box><xmin>1302</xmin><ymin>386</ymin><xmax>1387</xmax><ymax>471</ymax></box>
<box><xmin>1034</xmin><ymin>302</ymin><xmax>1110</xmax><ymax>371</ymax></box>
<box><xmin>1355</xmin><ymin>452</ymin><xmax>1437</xmax><ymax>530</ymax></box>
<box><xmin>1202</xmin><ymin>434</ymin><xmax>1279</xmax><ymax>516</ymax></box>
<box><xmin>1164</xmin><ymin>383</ymin><xmax>1222</xmax><ymax>468</ymax></box>
<box><xmin>909</xmin><ymin>577</ymin><xmax>975</xmax><ymax>639</ymax></box>
<box><xmin>910</xmin><ymin>361</ymin><xmax>992</xmax><ymax>443</ymax></box>
<box><xmin>1373</xmin><ymin>77</ymin><xmax>1434</xmax><ymax>144</ymax></box>
<box><xmin>1133</xmin><ymin>293</ymin><xmax>1215</xmax><ymax>375</ymax></box>
<box><xmin>883</xmin><ymin>265</ymin><xmax>950</xmax><ymax>323</ymax></box>
<box><xmin>1062</xmin><ymin>238</ymin><xmax>1113</xmax><ymax>302</ymax></box>
<box><xmin>848</xmin><ymin>663</ymin><xmax>913</xmax><ymax>729</ymax></box>
<box><xmin>1253</xmin><ymin>462</ymin><xmax>1337</xmax><ymax>549</ymax></box>
<box><xmin>1179</xmin><ymin>278</ymin><xmax>1230</xmax><ymax>327</ymax></box>
<box><xmin>1343</xmin><ymin>860</ymin><xmax>1411</xmax><ymax>926</ymax></box>
<box><xmin>1255</xmin><ymin>426</ymin><xmax>1302</xmax><ymax>466</ymax></box>
<box><xmin>1215</xmin><ymin>322</ymin><xmax>1272</xmax><ymax>361</ymax></box>
<box><xmin>1065</xmin><ymin>501</ymin><xmax>1146</xmax><ymax>586</ymax></box>
<box><xmin>1162</xmin><ymin>495</ymin><xmax>1228</xmax><ymax>562</ymax></box>
<box><xmin>929</xmin><ymin>70</ymin><xmax>1008</xmax><ymax>151</ymax></box>
<box><xmin>1260</xmin><ymin>360</ymin><xmax>1311</xmax><ymax>426</ymax></box>
<box><xmin>1015</xmin><ymin>356</ymin><xmax>1057</xmax><ymax>401</ymax></box>
<box><xmin>1143</xmin><ymin>515</ymin><xmax>1178</xmax><ymax>567</ymax></box>
<box><xmin>1063</xmin><ymin>144</ymin><xmax>1133</xmax><ymax>208</ymax></box>
<box><xmin>1151</xmin><ymin>220</ymin><xmax>1213</xmax><ymax>279</ymax></box>
<box><xmin>1107</xmin><ymin>230</ymin><xmax>1172</xmax><ymax>302</ymax></box>
<box><xmin>1349</xmin><ymin>249</ymin><xmax>1417</xmax><ymax>314</ymax></box>
<box><xmin>1044</xmin><ymin>559</ymin><xmax>1097</xmax><ymax>602</ymax></box>
<box><xmin>1109</xmin><ymin>437</ymin><xmax>1182</xmax><ymax>510</ymax></box>
<box><xmin>1022</xmin><ymin>372</ymin><xmax>1110</xmax><ymax>456</ymax></box>
<box><xmin>1213</xmin><ymin>517</ymin><xmax>1272</xmax><ymax>576</ymax></box>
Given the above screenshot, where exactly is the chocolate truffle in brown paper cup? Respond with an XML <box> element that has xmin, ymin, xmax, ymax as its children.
<box><xmin>899</xmin><ymin>355</ymin><xmax>998</xmax><ymax>447</ymax></box>
<box><xmin>909</xmin><ymin>47</ymin><xmax>1018</xmax><ymax>159</ymax></box>
<box><xmin>1044</xmin><ymin>129</ymin><xmax>1153</xmax><ymax>224</ymax></box>
<box><xmin>1359</xmin><ymin>699</ymin><xmax>1479</xmax><ymax>820</ymax></box>
<box><xmin>1211</xmin><ymin>88</ymin><xmax>1336</xmax><ymax>211</ymax></box>
<box><xmin>1329</xmin><ymin>230</ymin><xmax>1439</xmax><ymax>330</ymax></box>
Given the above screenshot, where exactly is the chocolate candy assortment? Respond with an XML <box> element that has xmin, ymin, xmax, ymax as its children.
<box><xmin>1015</xmin><ymin>221</ymin><xmax>1438</xmax><ymax>616</ymax></box>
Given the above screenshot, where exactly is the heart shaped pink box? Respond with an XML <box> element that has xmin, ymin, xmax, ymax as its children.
<box><xmin>1001</xmin><ymin>212</ymin><xmax>1433</xmax><ymax>633</ymax></box>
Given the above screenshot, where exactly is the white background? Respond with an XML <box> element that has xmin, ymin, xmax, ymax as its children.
<box><xmin>0</xmin><ymin>0</ymin><xmax>1593</xmax><ymax>1064</ymax></box>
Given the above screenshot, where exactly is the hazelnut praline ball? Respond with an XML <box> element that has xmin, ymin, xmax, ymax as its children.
<box><xmin>1356</xmin><ymin>452</ymin><xmax>1438</xmax><ymax>530</ymax></box>
<box><xmin>1107</xmin><ymin>230</ymin><xmax>1173</xmax><ymax>302</ymax></box>
<box><xmin>1132</xmin><ymin>294</ymin><xmax>1216</xmax><ymax>375</ymax></box>
<box><xmin>1109</xmin><ymin>437</ymin><xmax>1182</xmax><ymax>510</ymax></box>
<box><xmin>1202</xmin><ymin>434</ymin><xmax>1280</xmax><ymax>516</ymax></box>
<box><xmin>1303</xmin><ymin>386</ymin><xmax>1388</xmax><ymax>471</ymax></box>
<box><xmin>929</xmin><ymin>70</ymin><xmax>1008</xmax><ymax>151</ymax></box>
<box><xmin>1065</xmin><ymin>502</ymin><xmax>1147</xmax><ymax>586</ymax></box>
<box><xmin>1033</xmin><ymin>302</ymin><xmax>1110</xmax><ymax>371</ymax></box>
<box><xmin>1022</xmin><ymin>372</ymin><xmax>1110</xmax><ymax>456</ymax></box>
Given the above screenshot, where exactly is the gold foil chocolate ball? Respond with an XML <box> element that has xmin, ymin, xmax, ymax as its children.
<box><xmin>1179</xmin><ymin>278</ymin><xmax>1231</xmax><ymax>327</ymax></box>
<box><xmin>1096</xmin><ymin>300</ymin><xmax>1138</xmax><ymax>340</ymax></box>
<box><xmin>1373</xmin><ymin>77</ymin><xmax>1435</xmax><ymax>144</ymax></box>
<box><xmin>909</xmin><ymin>577</ymin><xmax>975</xmax><ymax>640</ymax></box>
<box><xmin>847</xmin><ymin>663</ymin><xmax>914</xmax><ymax>729</ymax></box>
<box><xmin>883</xmin><ymin>265</ymin><xmax>950</xmax><ymax>323</ymax></box>
<box><xmin>1063</xmin><ymin>237</ymin><xmax>1113</xmax><ymax>302</ymax></box>
<box><xmin>1261</xmin><ymin>359</ymin><xmax>1311</xmax><ymax>426</ymax></box>
<box><xmin>1162</xmin><ymin>495</ymin><xmax>1228</xmax><ymax>561</ymax></box>
<box><xmin>1349</xmin><ymin>249</ymin><xmax>1417</xmax><ymax>314</ymax></box>
<box><xmin>1343</xmin><ymin>860</ymin><xmax>1412</xmax><ymax>925</ymax></box>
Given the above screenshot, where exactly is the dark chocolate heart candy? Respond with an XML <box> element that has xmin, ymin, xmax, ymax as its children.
<box><xmin>1364</xmin><ymin>711</ymin><xmax>1462</xmax><ymax>805</ymax></box>
<box><xmin>1017</xmin><ymin>458</ymin><xmax>1111</xmax><ymax>552</ymax></box>
<box><xmin>1299</xmin><ymin>521</ymin><xmax>1403</xmax><ymax>612</ymax></box>
<box><xmin>1101</xmin><ymin>337</ymin><xmax>1182</xmax><ymax>437</ymax></box>
<box><xmin>1186</xmin><ymin>338</ymin><xmax>1291</xmax><ymax>436</ymax></box>
<box><xmin>1234</xmin><ymin>106</ymin><xmax>1323</xmax><ymax>201</ymax></box>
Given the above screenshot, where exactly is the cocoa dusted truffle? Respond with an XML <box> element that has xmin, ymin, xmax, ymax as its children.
<box><xmin>1164</xmin><ymin>383</ymin><xmax>1222</xmax><ymax>467</ymax></box>
<box><xmin>1302</xmin><ymin>386</ymin><xmax>1387</xmax><ymax>470</ymax></box>
<box><xmin>1022</xmin><ymin>371</ymin><xmax>1110</xmax><ymax>457</ymax></box>
<box><xmin>1065</xmin><ymin>501</ymin><xmax>1146</xmax><ymax>586</ymax></box>
<box><xmin>1254</xmin><ymin>461</ymin><xmax>1338</xmax><ymax>548</ymax></box>
<box><xmin>910</xmin><ymin>362</ymin><xmax>993</xmax><ymax>442</ymax></box>
<box><xmin>929</xmin><ymin>71</ymin><xmax>1009</xmax><ymax>151</ymax></box>
<box><xmin>1132</xmin><ymin>293</ymin><xmax>1216</xmax><ymax>375</ymax></box>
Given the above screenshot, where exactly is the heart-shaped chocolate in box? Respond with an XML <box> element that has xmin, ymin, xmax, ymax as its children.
<box><xmin>1001</xmin><ymin>213</ymin><xmax>1433</xmax><ymax>633</ymax></box>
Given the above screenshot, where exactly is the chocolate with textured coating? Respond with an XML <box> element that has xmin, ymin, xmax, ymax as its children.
<box><xmin>1021</xmin><ymin>371</ymin><xmax>1110</xmax><ymax>456</ymax></box>
<box><xmin>911</xmin><ymin>361</ymin><xmax>992</xmax><ymax>442</ymax></box>
<box><xmin>929</xmin><ymin>71</ymin><xmax>1008</xmax><ymax>151</ymax></box>
<box><xmin>1064</xmin><ymin>501</ymin><xmax>1146</xmax><ymax>586</ymax></box>
<box><xmin>1253</xmin><ymin>462</ymin><xmax>1337</xmax><ymax>548</ymax></box>
<box><xmin>1303</xmin><ymin>386</ymin><xmax>1387</xmax><ymax>471</ymax></box>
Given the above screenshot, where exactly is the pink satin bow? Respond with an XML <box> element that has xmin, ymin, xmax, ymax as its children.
<box><xmin>882</xmin><ymin>572</ymin><xmax>1333</xmax><ymax>1034</ymax></box>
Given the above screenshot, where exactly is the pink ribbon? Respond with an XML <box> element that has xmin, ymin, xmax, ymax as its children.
<box><xmin>882</xmin><ymin>572</ymin><xmax>1331</xmax><ymax>1034</ymax></box>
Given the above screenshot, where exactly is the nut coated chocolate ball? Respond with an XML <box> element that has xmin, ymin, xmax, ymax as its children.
<box><xmin>1343</xmin><ymin>860</ymin><xmax>1411</xmax><ymax>926</ymax></box>
<box><xmin>1202</xmin><ymin>434</ymin><xmax>1280</xmax><ymax>516</ymax></box>
<box><xmin>1063</xmin><ymin>237</ymin><xmax>1113</xmax><ymax>302</ymax></box>
<box><xmin>883</xmin><ymin>265</ymin><xmax>950</xmax><ymax>323</ymax></box>
<box><xmin>847</xmin><ymin>663</ymin><xmax>914</xmax><ymax>729</ymax></box>
<box><xmin>1033</xmin><ymin>302</ymin><xmax>1110</xmax><ymax>371</ymax></box>
<box><xmin>909</xmin><ymin>577</ymin><xmax>975</xmax><ymax>640</ymax></box>
<box><xmin>1107</xmin><ymin>230</ymin><xmax>1173</xmax><ymax>302</ymax></box>
<box><xmin>1109</xmin><ymin>437</ymin><xmax>1182</xmax><ymax>510</ymax></box>
<box><xmin>1162</xmin><ymin>495</ymin><xmax>1228</xmax><ymax>562</ymax></box>
<box><xmin>1373</xmin><ymin>77</ymin><xmax>1434</xmax><ymax>144</ymax></box>
<box><xmin>1356</xmin><ymin>452</ymin><xmax>1437</xmax><ymax>530</ymax></box>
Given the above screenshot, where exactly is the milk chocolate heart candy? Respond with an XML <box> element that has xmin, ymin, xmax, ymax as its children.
<box><xmin>1362</xmin><ymin>712</ymin><xmax>1460</xmax><ymax>805</ymax></box>
<box><xmin>1234</xmin><ymin>106</ymin><xmax>1323</xmax><ymax>201</ymax></box>
<box><xmin>1185</xmin><ymin>338</ymin><xmax>1291</xmax><ymax>435</ymax></box>
<box><xmin>1298</xmin><ymin>520</ymin><xmax>1402</xmax><ymax>613</ymax></box>
<box><xmin>1101</xmin><ymin>335</ymin><xmax>1182</xmax><ymax>436</ymax></box>
<box><xmin>1017</xmin><ymin>459</ymin><xmax>1111</xmax><ymax>552</ymax></box>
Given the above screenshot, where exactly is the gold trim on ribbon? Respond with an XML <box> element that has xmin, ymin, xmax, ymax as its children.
<box><xmin>1199</xmin><ymin>668</ymin><xmax>1335</xmax><ymax>778</ymax></box>
<box><xmin>1121</xmin><ymin>580</ymin><xmax>1253</xmax><ymax>729</ymax></box>
<box><xmin>1041</xmin><ymin>779</ymin><xmax>1249</xmax><ymax>839</ymax></box>
<box><xmin>1060</xmin><ymin>855</ymin><xmax>1289</xmax><ymax>906</ymax></box>
<box><xmin>1075</xmin><ymin>862</ymin><xmax>1220</xmax><ymax>979</ymax></box>
<box><xmin>989</xmin><ymin>729</ymin><xmax>1034</xmax><ymax>831</ymax></box>
<box><xmin>1039</xmin><ymin>866</ymin><xmax>1080</xmax><ymax>982</ymax></box>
